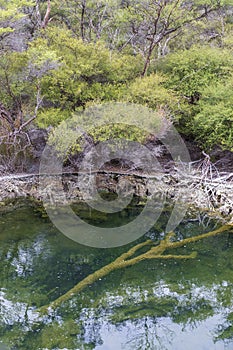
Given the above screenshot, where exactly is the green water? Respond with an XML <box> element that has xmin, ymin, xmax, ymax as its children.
<box><xmin>0</xmin><ymin>200</ymin><xmax>233</xmax><ymax>350</ymax></box>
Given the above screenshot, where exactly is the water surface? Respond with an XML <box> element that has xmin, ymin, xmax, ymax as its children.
<box><xmin>0</xmin><ymin>201</ymin><xmax>232</xmax><ymax>349</ymax></box>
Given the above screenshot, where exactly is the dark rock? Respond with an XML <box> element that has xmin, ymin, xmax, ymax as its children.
<box><xmin>210</xmin><ymin>146</ymin><xmax>233</xmax><ymax>172</ymax></box>
<box><xmin>26</xmin><ymin>128</ymin><xmax>48</xmax><ymax>173</ymax></box>
<box><xmin>28</xmin><ymin>128</ymin><xmax>48</xmax><ymax>156</ymax></box>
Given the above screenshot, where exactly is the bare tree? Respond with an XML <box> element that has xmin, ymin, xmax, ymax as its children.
<box><xmin>41</xmin><ymin>0</ymin><xmax>51</xmax><ymax>29</ymax></box>
<box><xmin>34</xmin><ymin>0</ymin><xmax>52</xmax><ymax>30</ymax></box>
<box><xmin>120</xmin><ymin>0</ymin><xmax>223</xmax><ymax>76</ymax></box>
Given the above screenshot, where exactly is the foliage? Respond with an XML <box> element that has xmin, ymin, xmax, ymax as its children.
<box><xmin>158</xmin><ymin>46</ymin><xmax>233</xmax><ymax>99</ymax></box>
<box><xmin>48</xmin><ymin>102</ymin><xmax>169</xmax><ymax>157</ymax></box>
<box><xmin>51</xmin><ymin>0</ymin><xmax>122</xmax><ymax>43</ymax></box>
<box><xmin>0</xmin><ymin>37</ymin><xmax>59</xmax><ymax>116</ymax></box>
<box><xmin>193</xmin><ymin>79</ymin><xmax>233</xmax><ymax>150</ymax></box>
<box><xmin>156</xmin><ymin>46</ymin><xmax>233</xmax><ymax>141</ymax></box>
<box><xmin>106</xmin><ymin>0</ymin><xmax>226</xmax><ymax>75</ymax></box>
<box><xmin>36</xmin><ymin>108</ymin><xmax>71</xmax><ymax>128</ymax></box>
<box><xmin>1</xmin><ymin>0</ymin><xmax>233</xmax><ymax>162</ymax></box>
<box><xmin>0</xmin><ymin>0</ymin><xmax>34</xmax><ymax>53</ymax></box>
<box><xmin>0</xmin><ymin>51</ymin><xmax>28</xmax><ymax>108</ymax></box>
<box><xmin>123</xmin><ymin>73</ymin><xmax>178</xmax><ymax>112</ymax></box>
<box><xmin>37</xmin><ymin>27</ymin><xmax>143</xmax><ymax>120</ymax></box>
<box><xmin>0</xmin><ymin>0</ymin><xmax>33</xmax><ymax>36</ymax></box>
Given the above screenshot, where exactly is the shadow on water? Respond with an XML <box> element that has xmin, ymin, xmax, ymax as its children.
<box><xmin>0</xmin><ymin>199</ymin><xmax>232</xmax><ymax>349</ymax></box>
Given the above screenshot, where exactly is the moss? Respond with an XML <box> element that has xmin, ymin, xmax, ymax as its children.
<box><xmin>38</xmin><ymin>224</ymin><xmax>233</xmax><ymax>313</ymax></box>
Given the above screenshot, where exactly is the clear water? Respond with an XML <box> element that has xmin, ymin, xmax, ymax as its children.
<box><xmin>0</xmin><ymin>200</ymin><xmax>233</xmax><ymax>350</ymax></box>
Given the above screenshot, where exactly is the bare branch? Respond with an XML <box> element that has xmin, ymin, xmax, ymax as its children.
<box><xmin>41</xmin><ymin>0</ymin><xmax>51</xmax><ymax>29</ymax></box>
<box><xmin>18</xmin><ymin>85</ymin><xmax>43</xmax><ymax>132</ymax></box>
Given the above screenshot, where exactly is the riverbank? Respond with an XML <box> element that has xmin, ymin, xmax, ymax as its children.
<box><xmin>0</xmin><ymin>131</ymin><xmax>232</xmax><ymax>220</ymax></box>
<box><xmin>0</xmin><ymin>160</ymin><xmax>232</xmax><ymax>223</ymax></box>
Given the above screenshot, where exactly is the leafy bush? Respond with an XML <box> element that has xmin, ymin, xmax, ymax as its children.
<box><xmin>40</xmin><ymin>27</ymin><xmax>143</xmax><ymax>113</ymax></box>
<box><xmin>193</xmin><ymin>80</ymin><xmax>233</xmax><ymax>150</ymax></box>
<box><xmin>158</xmin><ymin>46</ymin><xmax>233</xmax><ymax>100</ymax></box>
<box><xmin>36</xmin><ymin>108</ymin><xmax>72</xmax><ymax>128</ymax></box>
<box><xmin>123</xmin><ymin>73</ymin><xmax>178</xmax><ymax>112</ymax></box>
<box><xmin>48</xmin><ymin>102</ymin><xmax>170</xmax><ymax>157</ymax></box>
<box><xmin>156</xmin><ymin>46</ymin><xmax>233</xmax><ymax>145</ymax></box>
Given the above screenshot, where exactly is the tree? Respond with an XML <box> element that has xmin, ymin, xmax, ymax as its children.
<box><xmin>32</xmin><ymin>0</ymin><xmax>52</xmax><ymax>30</ymax></box>
<box><xmin>35</xmin><ymin>27</ymin><xmax>143</xmax><ymax>127</ymax></box>
<box><xmin>156</xmin><ymin>45</ymin><xmax>233</xmax><ymax>136</ymax></box>
<box><xmin>0</xmin><ymin>36</ymin><xmax>60</xmax><ymax>171</ymax></box>
<box><xmin>114</xmin><ymin>0</ymin><xmax>225</xmax><ymax>76</ymax></box>
<box><xmin>0</xmin><ymin>0</ymin><xmax>35</xmax><ymax>52</ymax></box>
<box><xmin>159</xmin><ymin>46</ymin><xmax>233</xmax><ymax>101</ymax></box>
<box><xmin>0</xmin><ymin>38</ymin><xmax>59</xmax><ymax>130</ymax></box>
<box><xmin>49</xmin><ymin>0</ymin><xmax>121</xmax><ymax>43</ymax></box>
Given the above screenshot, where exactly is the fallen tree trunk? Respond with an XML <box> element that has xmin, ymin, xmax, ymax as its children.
<box><xmin>38</xmin><ymin>223</ymin><xmax>233</xmax><ymax>314</ymax></box>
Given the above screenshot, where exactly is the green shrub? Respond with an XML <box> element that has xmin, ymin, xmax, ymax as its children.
<box><xmin>159</xmin><ymin>46</ymin><xmax>233</xmax><ymax>99</ymax></box>
<box><xmin>123</xmin><ymin>73</ymin><xmax>178</xmax><ymax>112</ymax></box>
<box><xmin>193</xmin><ymin>80</ymin><xmax>233</xmax><ymax>150</ymax></box>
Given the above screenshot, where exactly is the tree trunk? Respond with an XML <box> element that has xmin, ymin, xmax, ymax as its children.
<box><xmin>81</xmin><ymin>0</ymin><xmax>86</xmax><ymax>41</ymax></box>
<box><xmin>41</xmin><ymin>0</ymin><xmax>51</xmax><ymax>29</ymax></box>
<box><xmin>141</xmin><ymin>41</ymin><xmax>156</xmax><ymax>77</ymax></box>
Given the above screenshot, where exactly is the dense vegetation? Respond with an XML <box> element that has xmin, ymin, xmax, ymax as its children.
<box><xmin>1</xmin><ymin>3</ymin><xmax>233</xmax><ymax>348</ymax></box>
<box><xmin>0</xmin><ymin>0</ymin><xmax>233</xmax><ymax>170</ymax></box>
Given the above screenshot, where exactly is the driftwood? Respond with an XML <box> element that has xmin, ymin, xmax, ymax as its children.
<box><xmin>38</xmin><ymin>223</ymin><xmax>233</xmax><ymax>314</ymax></box>
<box><xmin>0</xmin><ymin>162</ymin><xmax>232</xmax><ymax>217</ymax></box>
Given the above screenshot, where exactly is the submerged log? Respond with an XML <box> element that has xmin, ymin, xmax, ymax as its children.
<box><xmin>38</xmin><ymin>223</ymin><xmax>233</xmax><ymax>314</ymax></box>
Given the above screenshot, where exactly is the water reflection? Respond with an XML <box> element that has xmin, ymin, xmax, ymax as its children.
<box><xmin>77</xmin><ymin>281</ymin><xmax>233</xmax><ymax>350</ymax></box>
<box><xmin>0</xmin><ymin>202</ymin><xmax>232</xmax><ymax>349</ymax></box>
<box><xmin>94</xmin><ymin>315</ymin><xmax>231</xmax><ymax>350</ymax></box>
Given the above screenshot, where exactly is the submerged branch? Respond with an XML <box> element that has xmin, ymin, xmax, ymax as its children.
<box><xmin>38</xmin><ymin>224</ymin><xmax>233</xmax><ymax>314</ymax></box>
